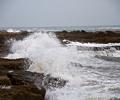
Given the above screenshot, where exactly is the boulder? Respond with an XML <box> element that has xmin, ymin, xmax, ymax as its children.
<box><xmin>0</xmin><ymin>58</ymin><xmax>31</xmax><ymax>70</ymax></box>
<box><xmin>7</xmin><ymin>71</ymin><xmax>67</xmax><ymax>89</ymax></box>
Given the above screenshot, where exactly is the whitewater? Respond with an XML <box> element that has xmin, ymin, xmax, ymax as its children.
<box><xmin>5</xmin><ymin>30</ymin><xmax>120</xmax><ymax>100</ymax></box>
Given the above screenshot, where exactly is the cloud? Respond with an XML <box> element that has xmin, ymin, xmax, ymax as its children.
<box><xmin>0</xmin><ymin>0</ymin><xmax>120</xmax><ymax>27</ymax></box>
<box><xmin>0</xmin><ymin>0</ymin><xmax>15</xmax><ymax>11</ymax></box>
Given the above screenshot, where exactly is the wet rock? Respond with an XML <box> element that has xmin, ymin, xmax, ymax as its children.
<box><xmin>81</xmin><ymin>30</ymin><xmax>86</xmax><ymax>33</ymax></box>
<box><xmin>55</xmin><ymin>30</ymin><xmax>120</xmax><ymax>43</ymax></box>
<box><xmin>0</xmin><ymin>85</ymin><xmax>46</xmax><ymax>100</ymax></box>
<box><xmin>7</xmin><ymin>71</ymin><xmax>67</xmax><ymax>89</ymax></box>
<box><xmin>0</xmin><ymin>76</ymin><xmax>11</xmax><ymax>86</ymax></box>
<box><xmin>7</xmin><ymin>71</ymin><xmax>43</xmax><ymax>85</ymax></box>
<box><xmin>43</xmin><ymin>74</ymin><xmax>67</xmax><ymax>89</ymax></box>
<box><xmin>0</xmin><ymin>58</ymin><xmax>31</xmax><ymax>71</ymax></box>
<box><xmin>0</xmin><ymin>44</ymin><xmax>9</xmax><ymax>57</ymax></box>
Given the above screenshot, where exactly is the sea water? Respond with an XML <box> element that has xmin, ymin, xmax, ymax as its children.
<box><xmin>4</xmin><ymin>27</ymin><xmax>120</xmax><ymax>100</ymax></box>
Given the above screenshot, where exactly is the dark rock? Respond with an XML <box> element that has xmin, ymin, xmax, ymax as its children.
<box><xmin>43</xmin><ymin>74</ymin><xmax>67</xmax><ymax>89</ymax></box>
<box><xmin>7</xmin><ymin>71</ymin><xmax>67</xmax><ymax>89</ymax></box>
<box><xmin>81</xmin><ymin>30</ymin><xmax>86</xmax><ymax>33</ymax></box>
<box><xmin>0</xmin><ymin>85</ymin><xmax>46</xmax><ymax>100</ymax></box>
<box><xmin>106</xmin><ymin>31</ymin><xmax>114</xmax><ymax>34</ymax></box>
<box><xmin>0</xmin><ymin>76</ymin><xmax>11</xmax><ymax>86</ymax></box>
<box><xmin>55</xmin><ymin>30</ymin><xmax>120</xmax><ymax>44</ymax></box>
<box><xmin>0</xmin><ymin>44</ymin><xmax>9</xmax><ymax>57</ymax></box>
<box><xmin>62</xmin><ymin>30</ymin><xmax>68</xmax><ymax>33</ymax></box>
<box><xmin>7</xmin><ymin>71</ymin><xmax>43</xmax><ymax>85</ymax></box>
<box><xmin>0</xmin><ymin>58</ymin><xmax>31</xmax><ymax>71</ymax></box>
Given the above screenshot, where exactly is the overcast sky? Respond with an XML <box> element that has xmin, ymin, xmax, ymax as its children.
<box><xmin>0</xmin><ymin>0</ymin><xmax>120</xmax><ymax>27</ymax></box>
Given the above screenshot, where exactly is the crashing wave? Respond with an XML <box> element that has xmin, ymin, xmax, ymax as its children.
<box><xmin>5</xmin><ymin>30</ymin><xmax>120</xmax><ymax>100</ymax></box>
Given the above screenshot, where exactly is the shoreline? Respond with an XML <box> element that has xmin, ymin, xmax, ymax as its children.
<box><xmin>0</xmin><ymin>30</ymin><xmax>66</xmax><ymax>100</ymax></box>
<box><xmin>0</xmin><ymin>31</ymin><xmax>46</xmax><ymax>100</ymax></box>
<box><xmin>0</xmin><ymin>30</ymin><xmax>120</xmax><ymax>99</ymax></box>
<box><xmin>55</xmin><ymin>30</ymin><xmax>120</xmax><ymax>44</ymax></box>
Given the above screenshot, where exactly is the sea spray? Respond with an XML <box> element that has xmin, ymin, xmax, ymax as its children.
<box><xmin>6</xmin><ymin>31</ymin><xmax>79</xmax><ymax>78</ymax></box>
<box><xmin>6</xmin><ymin>31</ymin><xmax>120</xmax><ymax>100</ymax></box>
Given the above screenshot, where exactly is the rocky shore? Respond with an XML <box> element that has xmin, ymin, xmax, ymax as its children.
<box><xmin>1</xmin><ymin>30</ymin><xmax>120</xmax><ymax>100</ymax></box>
<box><xmin>55</xmin><ymin>30</ymin><xmax>120</xmax><ymax>44</ymax></box>
<box><xmin>0</xmin><ymin>31</ymin><xmax>66</xmax><ymax>100</ymax></box>
<box><xmin>0</xmin><ymin>30</ymin><xmax>31</xmax><ymax>57</ymax></box>
<box><xmin>0</xmin><ymin>31</ymin><xmax>45</xmax><ymax>100</ymax></box>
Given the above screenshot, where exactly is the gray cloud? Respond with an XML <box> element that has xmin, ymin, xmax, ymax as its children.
<box><xmin>0</xmin><ymin>0</ymin><xmax>120</xmax><ymax>27</ymax></box>
<box><xmin>0</xmin><ymin>0</ymin><xmax>15</xmax><ymax>16</ymax></box>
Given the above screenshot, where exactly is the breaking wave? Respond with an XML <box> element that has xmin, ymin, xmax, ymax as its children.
<box><xmin>6</xmin><ymin>31</ymin><xmax>120</xmax><ymax>100</ymax></box>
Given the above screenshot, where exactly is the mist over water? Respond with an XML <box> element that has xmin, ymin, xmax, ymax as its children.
<box><xmin>5</xmin><ymin>30</ymin><xmax>120</xmax><ymax>100</ymax></box>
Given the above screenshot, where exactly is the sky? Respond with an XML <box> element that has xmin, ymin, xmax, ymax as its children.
<box><xmin>0</xmin><ymin>0</ymin><xmax>120</xmax><ymax>27</ymax></box>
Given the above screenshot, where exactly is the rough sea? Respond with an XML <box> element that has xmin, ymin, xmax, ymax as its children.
<box><xmin>2</xmin><ymin>26</ymin><xmax>120</xmax><ymax>100</ymax></box>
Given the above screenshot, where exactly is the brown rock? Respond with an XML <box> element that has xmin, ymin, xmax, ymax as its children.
<box><xmin>0</xmin><ymin>76</ymin><xmax>11</xmax><ymax>86</ymax></box>
<box><xmin>0</xmin><ymin>44</ymin><xmax>9</xmax><ymax>57</ymax></box>
<box><xmin>55</xmin><ymin>30</ymin><xmax>120</xmax><ymax>44</ymax></box>
<box><xmin>0</xmin><ymin>58</ymin><xmax>31</xmax><ymax>71</ymax></box>
<box><xmin>0</xmin><ymin>85</ymin><xmax>46</xmax><ymax>100</ymax></box>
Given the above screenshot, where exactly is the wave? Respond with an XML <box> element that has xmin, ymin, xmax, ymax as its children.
<box><xmin>5</xmin><ymin>30</ymin><xmax>120</xmax><ymax>100</ymax></box>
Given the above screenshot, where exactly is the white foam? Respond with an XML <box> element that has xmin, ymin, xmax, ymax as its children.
<box><xmin>6</xmin><ymin>32</ymin><xmax>78</xmax><ymax>76</ymax></box>
<box><xmin>67</xmin><ymin>41</ymin><xmax>120</xmax><ymax>47</ymax></box>
<box><xmin>7</xmin><ymin>29</ymin><xmax>20</xmax><ymax>33</ymax></box>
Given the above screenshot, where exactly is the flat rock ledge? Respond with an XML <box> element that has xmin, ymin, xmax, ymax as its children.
<box><xmin>0</xmin><ymin>85</ymin><xmax>46</xmax><ymax>100</ymax></box>
<box><xmin>55</xmin><ymin>30</ymin><xmax>120</xmax><ymax>44</ymax></box>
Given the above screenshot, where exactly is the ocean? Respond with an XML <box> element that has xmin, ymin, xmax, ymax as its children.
<box><xmin>1</xmin><ymin>25</ymin><xmax>120</xmax><ymax>32</ymax></box>
<box><xmin>2</xmin><ymin>26</ymin><xmax>120</xmax><ymax>100</ymax></box>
